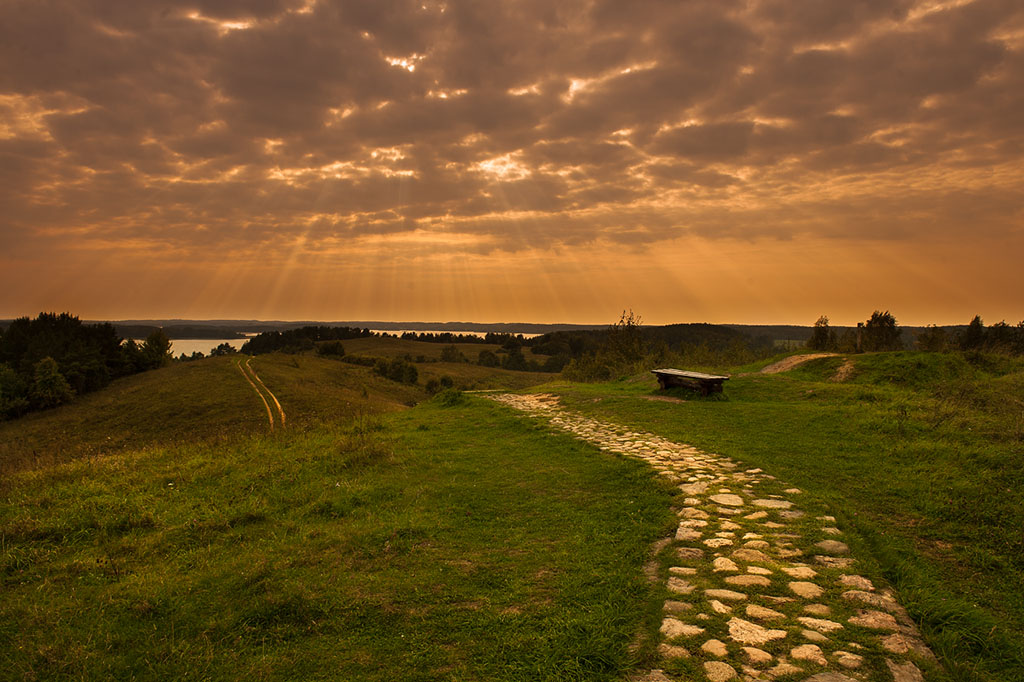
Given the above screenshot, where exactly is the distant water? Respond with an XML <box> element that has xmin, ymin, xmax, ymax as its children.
<box><xmin>133</xmin><ymin>338</ymin><xmax>248</xmax><ymax>357</ymax></box>
<box><xmin>371</xmin><ymin>329</ymin><xmax>541</xmax><ymax>339</ymax></box>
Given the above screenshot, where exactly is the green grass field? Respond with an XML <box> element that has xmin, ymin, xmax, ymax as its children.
<box><xmin>2</xmin><ymin>344</ymin><xmax>1022</xmax><ymax>680</ymax></box>
<box><xmin>545</xmin><ymin>351</ymin><xmax>1024</xmax><ymax>681</ymax></box>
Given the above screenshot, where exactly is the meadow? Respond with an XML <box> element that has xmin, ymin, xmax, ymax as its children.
<box><xmin>2</xmin><ymin>338</ymin><xmax>1022</xmax><ymax>681</ymax></box>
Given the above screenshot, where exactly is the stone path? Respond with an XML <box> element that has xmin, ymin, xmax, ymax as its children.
<box><xmin>485</xmin><ymin>393</ymin><xmax>936</xmax><ymax>682</ymax></box>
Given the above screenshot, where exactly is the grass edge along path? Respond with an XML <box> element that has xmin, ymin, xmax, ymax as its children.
<box><xmin>0</xmin><ymin>393</ymin><xmax>676</xmax><ymax>681</ymax></box>
<box><xmin>487</xmin><ymin>392</ymin><xmax>941</xmax><ymax>682</ymax></box>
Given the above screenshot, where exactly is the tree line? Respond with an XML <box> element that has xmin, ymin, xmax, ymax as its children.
<box><xmin>808</xmin><ymin>312</ymin><xmax>1024</xmax><ymax>355</ymax></box>
<box><xmin>0</xmin><ymin>313</ymin><xmax>173</xmax><ymax>419</ymax></box>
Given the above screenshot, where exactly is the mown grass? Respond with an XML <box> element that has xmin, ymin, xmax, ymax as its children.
<box><xmin>0</xmin><ymin>395</ymin><xmax>676</xmax><ymax>680</ymax></box>
<box><xmin>544</xmin><ymin>351</ymin><xmax>1024</xmax><ymax>681</ymax></box>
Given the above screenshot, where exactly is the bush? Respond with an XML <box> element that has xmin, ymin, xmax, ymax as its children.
<box><xmin>29</xmin><ymin>356</ymin><xmax>75</xmax><ymax>409</ymax></box>
<box><xmin>432</xmin><ymin>388</ymin><xmax>464</xmax><ymax>407</ymax></box>
<box><xmin>373</xmin><ymin>357</ymin><xmax>418</xmax><ymax>385</ymax></box>
<box><xmin>477</xmin><ymin>350</ymin><xmax>499</xmax><ymax>367</ymax></box>
<box><xmin>440</xmin><ymin>345</ymin><xmax>467</xmax><ymax>363</ymax></box>
<box><xmin>317</xmin><ymin>340</ymin><xmax>346</xmax><ymax>357</ymax></box>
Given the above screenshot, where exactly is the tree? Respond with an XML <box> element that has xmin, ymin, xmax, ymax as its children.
<box><xmin>210</xmin><ymin>342</ymin><xmax>237</xmax><ymax>356</ymax></box>
<box><xmin>141</xmin><ymin>330</ymin><xmax>173</xmax><ymax>368</ymax></box>
<box><xmin>807</xmin><ymin>316</ymin><xmax>837</xmax><ymax>351</ymax></box>
<box><xmin>0</xmin><ymin>362</ymin><xmax>29</xmax><ymax>419</ymax></box>
<box><xmin>440</xmin><ymin>344</ymin><xmax>466</xmax><ymax>363</ymax></box>
<box><xmin>605</xmin><ymin>309</ymin><xmax>644</xmax><ymax>366</ymax></box>
<box><xmin>29</xmin><ymin>356</ymin><xmax>74</xmax><ymax>409</ymax></box>
<box><xmin>915</xmin><ymin>325</ymin><xmax>948</xmax><ymax>352</ymax></box>
<box><xmin>959</xmin><ymin>315</ymin><xmax>986</xmax><ymax>351</ymax></box>
<box><xmin>477</xmin><ymin>349</ymin><xmax>499</xmax><ymax>367</ymax></box>
<box><xmin>862</xmin><ymin>311</ymin><xmax>902</xmax><ymax>352</ymax></box>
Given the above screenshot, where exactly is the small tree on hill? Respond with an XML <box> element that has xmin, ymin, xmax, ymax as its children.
<box><xmin>29</xmin><ymin>356</ymin><xmax>74</xmax><ymax>409</ymax></box>
<box><xmin>915</xmin><ymin>325</ymin><xmax>948</xmax><ymax>352</ymax></box>
<box><xmin>862</xmin><ymin>311</ymin><xmax>902</xmax><ymax>351</ymax></box>
<box><xmin>142</xmin><ymin>330</ymin><xmax>173</xmax><ymax>368</ymax></box>
<box><xmin>807</xmin><ymin>316</ymin><xmax>837</xmax><ymax>351</ymax></box>
<box><xmin>959</xmin><ymin>315</ymin><xmax>986</xmax><ymax>351</ymax></box>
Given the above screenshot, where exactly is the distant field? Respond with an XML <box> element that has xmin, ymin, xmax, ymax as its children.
<box><xmin>547</xmin><ymin>351</ymin><xmax>1024</xmax><ymax>682</ymax></box>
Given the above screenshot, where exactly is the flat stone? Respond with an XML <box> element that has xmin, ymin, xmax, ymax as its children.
<box><xmin>704</xmin><ymin>538</ymin><xmax>733</xmax><ymax>548</ymax></box>
<box><xmin>710</xmin><ymin>599</ymin><xmax>732</xmax><ymax>614</ymax></box>
<box><xmin>680</xmin><ymin>482</ymin><xmax>710</xmax><ymax>495</ymax></box>
<box><xmin>661</xmin><ymin>617</ymin><xmax>704</xmax><ymax>638</ymax></box>
<box><xmin>744</xmin><ymin>540</ymin><xmax>771</xmax><ymax>550</ymax></box>
<box><xmin>841</xmin><ymin>590</ymin><xmax>900</xmax><ymax>612</ymax></box>
<box><xmin>701</xmin><ymin>639</ymin><xmax>728</xmax><ymax>657</ymax></box>
<box><xmin>676</xmin><ymin>526</ymin><xmax>702</xmax><ymax>541</ymax></box>
<box><xmin>887</xmin><ymin>659</ymin><xmax>925</xmax><ymax>682</ymax></box>
<box><xmin>752</xmin><ymin>498</ymin><xmax>793</xmax><ymax>509</ymax></box>
<box><xmin>791</xmin><ymin>644</ymin><xmax>827</xmax><ymax>666</ymax></box>
<box><xmin>680</xmin><ymin>519</ymin><xmax>709</xmax><ymax>528</ymax></box>
<box><xmin>797</xmin><ymin>616</ymin><xmax>843</xmax><ymax>632</ymax></box>
<box><xmin>732</xmin><ymin>548</ymin><xmax>772</xmax><ymax>563</ymax></box>
<box><xmin>669</xmin><ymin>566</ymin><xmax>698</xmax><ymax>575</ymax></box>
<box><xmin>803</xmin><ymin>604</ymin><xmax>830</xmax><ymax>616</ymax></box>
<box><xmin>636</xmin><ymin>669</ymin><xmax>673</xmax><ymax>682</ymax></box>
<box><xmin>881</xmin><ymin>632</ymin><xmax>932</xmax><ymax>657</ymax></box>
<box><xmin>789</xmin><ymin>581</ymin><xmax>824</xmax><ymax>599</ymax></box>
<box><xmin>833</xmin><ymin>651</ymin><xmax>863</xmax><ymax>669</ymax></box>
<box><xmin>667</xmin><ymin>577</ymin><xmax>695</xmax><ymax>594</ymax></box>
<box><xmin>713</xmin><ymin>557</ymin><xmax>740</xmax><ymax>572</ymax></box>
<box><xmin>703</xmin><ymin>661</ymin><xmax>737</xmax><ymax>682</ymax></box>
<box><xmin>658</xmin><ymin>643</ymin><xmax>690</xmax><ymax>659</ymax></box>
<box><xmin>744</xmin><ymin>511</ymin><xmax>769</xmax><ymax>520</ymax></box>
<box><xmin>741</xmin><ymin>646</ymin><xmax>773</xmax><ymax>666</ymax></box>
<box><xmin>849</xmin><ymin>609</ymin><xmax>899</xmax><ymax>630</ymax></box>
<box><xmin>816</xmin><ymin>540</ymin><xmax>850</xmax><ymax>554</ymax></box>
<box><xmin>803</xmin><ymin>674</ymin><xmax>859</xmax><ymax>682</ymax></box>
<box><xmin>663</xmin><ymin>600</ymin><xmax>692</xmax><ymax>614</ymax></box>
<box><xmin>680</xmin><ymin>507</ymin><xmax>710</xmax><ymax>519</ymax></box>
<box><xmin>838</xmin><ymin>574</ymin><xmax>874</xmax><ymax>590</ymax></box>
<box><xmin>725</xmin><ymin>574</ymin><xmax>772</xmax><ymax>587</ymax></box>
<box><xmin>747</xmin><ymin>566</ymin><xmax>772</xmax><ymax>575</ymax></box>
<box><xmin>814</xmin><ymin>555</ymin><xmax>855</xmax><ymax>568</ymax></box>
<box><xmin>745</xmin><ymin>604</ymin><xmax>784</xmax><ymax>620</ymax></box>
<box><xmin>683</xmin><ymin>497</ymin><xmax>702</xmax><ymax>506</ymax></box>
<box><xmin>677</xmin><ymin>547</ymin><xmax>704</xmax><ymax>560</ymax></box>
<box><xmin>784</xmin><ymin>488</ymin><xmax>802</xmax><ymax>494</ymax></box>
<box><xmin>706</xmin><ymin>589</ymin><xmax>747</xmax><ymax>601</ymax></box>
<box><xmin>801</xmin><ymin>629</ymin><xmax>828</xmax><ymax>643</ymax></box>
<box><xmin>818</xmin><ymin>515</ymin><xmax>836</xmax><ymax>522</ymax></box>
<box><xmin>778</xmin><ymin>510</ymin><xmax>804</xmax><ymax>519</ymax></box>
<box><xmin>822</xmin><ymin>526</ymin><xmax>842</xmax><ymax>535</ymax></box>
<box><xmin>710</xmin><ymin>493</ymin><xmax>744</xmax><ymax>507</ymax></box>
<box><xmin>766</xmin><ymin>662</ymin><xmax>803</xmax><ymax>678</ymax></box>
<box><xmin>782</xmin><ymin>566</ymin><xmax>817</xmax><ymax>579</ymax></box>
<box><xmin>763</xmin><ymin>521</ymin><xmax>786</xmax><ymax>528</ymax></box>
<box><xmin>717</xmin><ymin>507</ymin><xmax>743</xmax><ymax>515</ymax></box>
<box><xmin>727</xmin><ymin>617</ymin><xmax>787</xmax><ymax>645</ymax></box>
<box><xmin>720</xmin><ymin>521</ymin><xmax>742</xmax><ymax>530</ymax></box>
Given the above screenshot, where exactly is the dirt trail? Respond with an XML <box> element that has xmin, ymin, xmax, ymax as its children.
<box><xmin>486</xmin><ymin>393</ymin><xmax>935</xmax><ymax>682</ymax></box>
<box><xmin>236</xmin><ymin>358</ymin><xmax>285</xmax><ymax>429</ymax></box>
<box><xmin>759</xmin><ymin>353</ymin><xmax>838</xmax><ymax>375</ymax></box>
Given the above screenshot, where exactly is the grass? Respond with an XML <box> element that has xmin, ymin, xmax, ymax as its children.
<box><xmin>0</xmin><ymin>394</ymin><xmax>676</xmax><ymax>680</ymax></box>
<box><xmin>541</xmin><ymin>350</ymin><xmax>1024</xmax><ymax>681</ymax></box>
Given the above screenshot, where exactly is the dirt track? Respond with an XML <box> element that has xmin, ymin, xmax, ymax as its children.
<box><xmin>759</xmin><ymin>353</ymin><xmax>838</xmax><ymax>374</ymax></box>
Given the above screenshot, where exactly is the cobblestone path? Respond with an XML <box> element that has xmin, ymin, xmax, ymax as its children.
<box><xmin>486</xmin><ymin>393</ymin><xmax>936</xmax><ymax>682</ymax></box>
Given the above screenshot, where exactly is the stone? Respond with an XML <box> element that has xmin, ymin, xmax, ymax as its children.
<box><xmin>710</xmin><ymin>494</ymin><xmax>745</xmax><ymax>506</ymax></box>
<box><xmin>713</xmin><ymin>557</ymin><xmax>740</xmax><ymax>572</ymax></box>
<box><xmin>725</xmin><ymin>574</ymin><xmax>771</xmax><ymax>587</ymax></box>
<box><xmin>705</xmin><ymin>589</ymin><xmax>747</xmax><ymax>601</ymax></box>
<box><xmin>781</xmin><ymin>566</ymin><xmax>817</xmax><ymax>579</ymax></box>
<box><xmin>658</xmin><ymin>643</ymin><xmax>690</xmax><ymax>659</ymax></box>
<box><xmin>790</xmin><ymin>644</ymin><xmax>826</xmax><ymax>666</ymax></box>
<box><xmin>841</xmin><ymin>590</ymin><xmax>899</xmax><ymax>612</ymax></box>
<box><xmin>726</xmin><ymin>617</ymin><xmax>787</xmax><ymax>645</ymax></box>
<box><xmin>849</xmin><ymin>609</ymin><xmax>899</xmax><ymax>630</ymax></box>
<box><xmin>881</xmin><ymin>632</ymin><xmax>931</xmax><ymax>657</ymax></box>
<box><xmin>796</xmin><ymin>616</ymin><xmax>843</xmax><ymax>632</ymax></box>
<box><xmin>789</xmin><ymin>581</ymin><xmax>824</xmax><ymax>599</ymax></box>
<box><xmin>778</xmin><ymin>510</ymin><xmax>804</xmax><ymax>519</ymax></box>
<box><xmin>680</xmin><ymin>507</ymin><xmax>710</xmax><ymax>519</ymax></box>
<box><xmin>732</xmin><ymin>548</ymin><xmax>771</xmax><ymax>563</ymax></box>
<box><xmin>704</xmin><ymin>538</ymin><xmax>733</xmax><ymax>548</ymax></box>
<box><xmin>710</xmin><ymin>600</ymin><xmax>732</xmax><ymax>614</ymax></box>
<box><xmin>747</xmin><ymin>566</ymin><xmax>772</xmax><ymax>575</ymax></box>
<box><xmin>745</xmin><ymin>604</ymin><xmax>784</xmax><ymax>620</ymax></box>
<box><xmin>753</xmin><ymin>498</ymin><xmax>793</xmax><ymax>509</ymax></box>
<box><xmin>816</xmin><ymin>540</ymin><xmax>850</xmax><ymax>554</ymax></box>
<box><xmin>660</xmin><ymin>617</ymin><xmax>704</xmax><ymax>638</ymax></box>
<box><xmin>683</xmin><ymin>497</ymin><xmax>702</xmax><ymax>506</ymax></box>
<box><xmin>701</xmin><ymin>639</ymin><xmax>728</xmax><ymax>657</ymax></box>
<box><xmin>667</xmin><ymin>577</ymin><xmax>695</xmax><ymax>594</ymax></box>
<box><xmin>703</xmin><ymin>661</ymin><xmax>737</xmax><ymax>682</ymax></box>
<box><xmin>679</xmin><ymin>482</ymin><xmax>709</xmax><ymax>495</ymax></box>
<box><xmin>663</xmin><ymin>600</ymin><xmax>692</xmax><ymax>614</ymax></box>
<box><xmin>814</xmin><ymin>555</ymin><xmax>855</xmax><ymax>568</ymax></box>
<box><xmin>741</xmin><ymin>647</ymin><xmax>773</xmax><ymax>666</ymax></box>
<box><xmin>822</xmin><ymin>526</ymin><xmax>842</xmax><ymax>535</ymax></box>
<box><xmin>636</xmin><ymin>669</ymin><xmax>673</xmax><ymax>682</ymax></box>
<box><xmin>669</xmin><ymin>566</ymin><xmax>697</xmax><ymax>575</ymax></box>
<box><xmin>680</xmin><ymin>519</ymin><xmax>709</xmax><ymax>528</ymax></box>
<box><xmin>744</xmin><ymin>511</ymin><xmax>769</xmax><ymax>520</ymax></box>
<box><xmin>720</xmin><ymin>521</ymin><xmax>742</xmax><ymax>530</ymax></box>
<box><xmin>818</xmin><ymin>515</ymin><xmax>836</xmax><ymax>522</ymax></box>
<box><xmin>677</xmin><ymin>547</ymin><xmax>704</xmax><ymax>560</ymax></box>
<box><xmin>801</xmin><ymin>629</ymin><xmax>828</xmax><ymax>643</ymax></box>
<box><xmin>886</xmin><ymin>659</ymin><xmax>925</xmax><ymax>682</ymax></box>
<box><xmin>838</xmin><ymin>574</ymin><xmax>874</xmax><ymax>590</ymax></box>
<box><xmin>676</xmin><ymin>526</ymin><xmax>702</xmax><ymax>541</ymax></box>
<box><xmin>802</xmin><ymin>674</ymin><xmax>859</xmax><ymax>682</ymax></box>
<box><xmin>744</xmin><ymin>540</ymin><xmax>771</xmax><ymax>550</ymax></box>
<box><xmin>833</xmin><ymin>651</ymin><xmax>863</xmax><ymax>669</ymax></box>
<box><xmin>742</xmin><ymin>532</ymin><xmax>763</xmax><ymax>539</ymax></box>
<box><xmin>765</xmin><ymin>662</ymin><xmax>803</xmax><ymax>678</ymax></box>
<box><xmin>784</xmin><ymin>488</ymin><xmax>802</xmax><ymax>494</ymax></box>
<box><xmin>803</xmin><ymin>604</ymin><xmax>831</xmax><ymax>616</ymax></box>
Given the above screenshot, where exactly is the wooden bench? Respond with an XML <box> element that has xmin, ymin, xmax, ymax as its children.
<box><xmin>651</xmin><ymin>369</ymin><xmax>729</xmax><ymax>395</ymax></box>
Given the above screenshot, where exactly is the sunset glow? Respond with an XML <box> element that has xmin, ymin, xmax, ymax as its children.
<box><xmin>2</xmin><ymin>0</ymin><xmax>1022</xmax><ymax>325</ymax></box>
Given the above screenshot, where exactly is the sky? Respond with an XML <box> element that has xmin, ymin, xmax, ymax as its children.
<box><xmin>1</xmin><ymin>0</ymin><xmax>1022</xmax><ymax>326</ymax></box>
